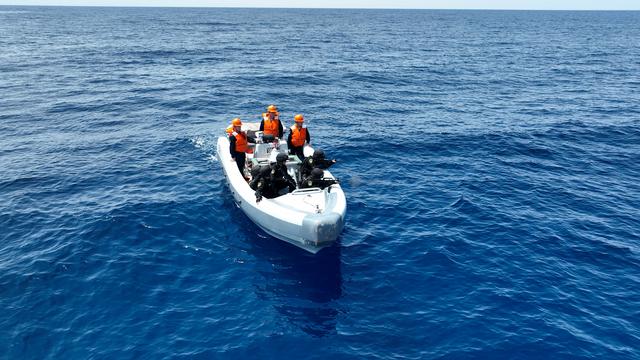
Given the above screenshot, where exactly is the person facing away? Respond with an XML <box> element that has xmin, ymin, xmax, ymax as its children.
<box><xmin>270</xmin><ymin>152</ymin><xmax>297</xmax><ymax>195</ymax></box>
<box><xmin>300</xmin><ymin>168</ymin><xmax>340</xmax><ymax>190</ymax></box>
<box><xmin>252</xmin><ymin>165</ymin><xmax>278</xmax><ymax>203</ymax></box>
<box><xmin>228</xmin><ymin>118</ymin><xmax>255</xmax><ymax>177</ymax></box>
<box><xmin>249</xmin><ymin>165</ymin><xmax>264</xmax><ymax>190</ymax></box>
<box><xmin>259</xmin><ymin>104</ymin><xmax>284</xmax><ymax>138</ymax></box>
<box><xmin>299</xmin><ymin>148</ymin><xmax>337</xmax><ymax>180</ymax></box>
<box><xmin>287</xmin><ymin>114</ymin><xmax>310</xmax><ymax>161</ymax></box>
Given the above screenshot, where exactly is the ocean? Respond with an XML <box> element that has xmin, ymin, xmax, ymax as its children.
<box><xmin>1</xmin><ymin>6</ymin><xmax>639</xmax><ymax>359</ymax></box>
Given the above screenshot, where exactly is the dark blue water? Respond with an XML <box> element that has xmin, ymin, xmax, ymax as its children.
<box><xmin>1</xmin><ymin>6</ymin><xmax>639</xmax><ymax>359</ymax></box>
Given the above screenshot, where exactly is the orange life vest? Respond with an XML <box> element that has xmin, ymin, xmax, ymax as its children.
<box><xmin>232</xmin><ymin>131</ymin><xmax>248</xmax><ymax>153</ymax></box>
<box><xmin>261</xmin><ymin>113</ymin><xmax>280</xmax><ymax>137</ymax></box>
<box><xmin>289</xmin><ymin>125</ymin><xmax>307</xmax><ymax>147</ymax></box>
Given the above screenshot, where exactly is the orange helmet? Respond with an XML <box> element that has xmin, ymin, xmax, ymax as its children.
<box><xmin>232</xmin><ymin>118</ymin><xmax>242</xmax><ymax>126</ymax></box>
<box><xmin>294</xmin><ymin>114</ymin><xmax>304</xmax><ymax>123</ymax></box>
<box><xmin>267</xmin><ymin>104</ymin><xmax>278</xmax><ymax>113</ymax></box>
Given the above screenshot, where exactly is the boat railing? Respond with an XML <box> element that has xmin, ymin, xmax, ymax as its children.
<box><xmin>291</xmin><ymin>188</ymin><xmax>322</xmax><ymax>195</ymax></box>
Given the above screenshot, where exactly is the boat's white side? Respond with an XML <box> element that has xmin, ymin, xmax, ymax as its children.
<box><xmin>216</xmin><ymin>135</ymin><xmax>346</xmax><ymax>253</ymax></box>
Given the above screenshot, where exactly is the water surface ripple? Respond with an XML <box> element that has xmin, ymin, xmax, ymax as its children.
<box><xmin>1</xmin><ymin>6</ymin><xmax>639</xmax><ymax>359</ymax></box>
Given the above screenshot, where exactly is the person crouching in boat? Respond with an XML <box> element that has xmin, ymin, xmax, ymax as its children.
<box><xmin>300</xmin><ymin>168</ymin><xmax>340</xmax><ymax>190</ymax></box>
<box><xmin>287</xmin><ymin>114</ymin><xmax>310</xmax><ymax>161</ymax></box>
<box><xmin>251</xmin><ymin>166</ymin><xmax>278</xmax><ymax>203</ymax></box>
<box><xmin>270</xmin><ymin>152</ymin><xmax>297</xmax><ymax>196</ymax></box>
<box><xmin>228</xmin><ymin>118</ymin><xmax>254</xmax><ymax>179</ymax></box>
<box><xmin>299</xmin><ymin>148</ymin><xmax>337</xmax><ymax>180</ymax></box>
<box><xmin>259</xmin><ymin>104</ymin><xmax>283</xmax><ymax>139</ymax></box>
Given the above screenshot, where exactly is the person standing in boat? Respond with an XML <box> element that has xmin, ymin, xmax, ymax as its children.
<box><xmin>287</xmin><ymin>114</ymin><xmax>310</xmax><ymax>161</ymax></box>
<box><xmin>299</xmin><ymin>149</ymin><xmax>337</xmax><ymax>180</ymax></box>
<box><xmin>228</xmin><ymin>118</ymin><xmax>254</xmax><ymax>178</ymax></box>
<box><xmin>259</xmin><ymin>104</ymin><xmax>283</xmax><ymax>139</ymax></box>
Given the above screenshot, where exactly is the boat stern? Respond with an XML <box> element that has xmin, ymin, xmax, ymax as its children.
<box><xmin>301</xmin><ymin>211</ymin><xmax>344</xmax><ymax>248</ymax></box>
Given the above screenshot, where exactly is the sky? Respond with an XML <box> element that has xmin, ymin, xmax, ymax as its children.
<box><xmin>0</xmin><ymin>0</ymin><xmax>639</xmax><ymax>10</ymax></box>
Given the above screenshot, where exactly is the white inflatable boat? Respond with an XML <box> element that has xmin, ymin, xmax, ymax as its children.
<box><xmin>216</xmin><ymin>123</ymin><xmax>346</xmax><ymax>253</ymax></box>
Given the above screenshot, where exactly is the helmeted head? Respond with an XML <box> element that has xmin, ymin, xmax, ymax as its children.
<box><xmin>232</xmin><ymin>118</ymin><xmax>242</xmax><ymax>128</ymax></box>
<box><xmin>311</xmin><ymin>168</ymin><xmax>323</xmax><ymax>179</ymax></box>
<box><xmin>267</xmin><ymin>104</ymin><xmax>278</xmax><ymax>113</ymax></box>
<box><xmin>276</xmin><ymin>152</ymin><xmax>288</xmax><ymax>164</ymax></box>
<box><xmin>225</xmin><ymin>126</ymin><xmax>233</xmax><ymax>134</ymax></box>
<box><xmin>312</xmin><ymin>149</ymin><xmax>325</xmax><ymax>160</ymax></box>
<box><xmin>294</xmin><ymin>114</ymin><xmax>304</xmax><ymax>124</ymax></box>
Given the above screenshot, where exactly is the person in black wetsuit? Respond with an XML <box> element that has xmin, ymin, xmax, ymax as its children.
<box><xmin>300</xmin><ymin>168</ymin><xmax>340</xmax><ymax>190</ymax></box>
<box><xmin>299</xmin><ymin>149</ymin><xmax>337</xmax><ymax>180</ymax></box>
<box><xmin>253</xmin><ymin>166</ymin><xmax>278</xmax><ymax>203</ymax></box>
<box><xmin>270</xmin><ymin>152</ymin><xmax>296</xmax><ymax>196</ymax></box>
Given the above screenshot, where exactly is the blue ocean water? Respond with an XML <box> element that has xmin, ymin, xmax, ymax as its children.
<box><xmin>1</xmin><ymin>5</ymin><xmax>640</xmax><ymax>358</ymax></box>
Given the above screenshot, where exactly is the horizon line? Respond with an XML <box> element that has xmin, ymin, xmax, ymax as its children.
<box><xmin>1</xmin><ymin>4</ymin><xmax>640</xmax><ymax>11</ymax></box>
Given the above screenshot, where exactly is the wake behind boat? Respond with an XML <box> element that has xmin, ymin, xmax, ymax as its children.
<box><xmin>216</xmin><ymin>122</ymin><xmax>346</xmax><ymax>253</ymax></box>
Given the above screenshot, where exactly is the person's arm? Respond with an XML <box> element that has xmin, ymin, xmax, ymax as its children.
<box><xmin>283</xmin><ymin>169</ymin><xmax>295</xmax><ymax>185</ymax></box>
<box><xmin>300</xmin><ymin>157</ymin><xmax>309</xmax><ymax>171</ymax></box>
<box><xmin>278</xmin><ymin>164</ymin><xmax>296</xmax><ymax>188</ymax></box>
<box><xmin>255</xmin><ymin>179</ymin><xmax>264</xmax><ymax>202</ymax></box>
<box><xmin>229</xmin><ymin>135</ymin><xmax>236</xmax><ymax>158</ymax></box>
<box><xmin>277</xmin><ymin>121</ymin><xmax>283</xmax><ymax>138</ymax></box>
<box><xmin>259</xmin><ymin>120</ymin><xmax>264</xmax><ymax>132</ymax></box>
<box><xmin>287</xmin><ymin>131</ymin><xmax>293</xmax><ymax>149</ymax></box>
<box><xmin>320</xmin><ymin>158</ymin><xmax>337</xmax><ymax>169</ymax></box>
<box><xmin>305</xmin><ymin>129</ymin><xmax>310</xmax><ymax>144</ymax></box>
<box><xmin>301</xmin><ymin>158</ymin><xmax>314</xmax><ymax>177</ymax></box>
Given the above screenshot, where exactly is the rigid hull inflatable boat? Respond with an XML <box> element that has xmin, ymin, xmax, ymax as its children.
<box><xmin>216</xmin><ymin>123</ymin><xmax>346</xmax><ymax>253</ymax></box>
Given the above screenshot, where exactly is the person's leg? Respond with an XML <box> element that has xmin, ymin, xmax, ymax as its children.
<box><xmin>293</xmin><ymin>146</ymin><xmax>304</xmax><ymax>162</ymax></box>
<box><xmin>235</xmin><ymin>152</ymin><xmax>246</xmax><ymax>175</ymax></box>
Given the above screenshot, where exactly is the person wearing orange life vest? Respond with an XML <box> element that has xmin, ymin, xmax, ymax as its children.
<box><xmin>228</xmin><ymin>118</ymin><xmax>255</xmax><ymax>176</ymax></box>
<box><xmin>259</xmin><ymin>104</ymin><xmax>283</xmax><ymax>138</ymax></box>
<box><xmin>287</xmin><ymin>114</ymin><xmax>310</xmax><ymax>161</ymax></box>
